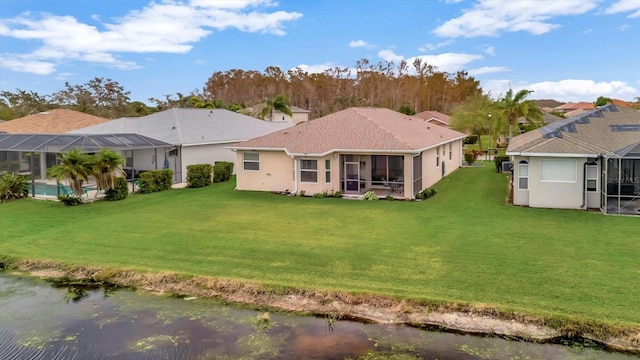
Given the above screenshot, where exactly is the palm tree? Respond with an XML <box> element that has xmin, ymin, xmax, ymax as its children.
<box><xmin>494</xmin><ymin>88</ymin><xmax>543</xmax><ymax>144</ymax></box>
<box><xmin>450</xmin><ymin>94</ymin><xmax>494</xmax><ymax>150</ymax></box>
<box><xmin>92</xmin><ymin>148</ymin><xmax>125</xmax><ymax>197</ymax></box>
<box><xmin>261</xmin><ymin>94</ymin><xmax>292</xmax><ymax>121</ymax></box>
<box><xmin>47</xmin><ymin>149</ymin><xmax>93</xmax><ymax>196</ymax></box>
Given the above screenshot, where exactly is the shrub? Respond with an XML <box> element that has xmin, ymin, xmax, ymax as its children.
<box><xmin>312</xmin><ymin>191</ymin><xmax>329</xmax><ymax>198</ymax></box>
<box><xmin>494</xmin><ymin>156</ymin><xmax>510</xmax><ymax>172</ymax></box>
<box><xmin>330</xmin><ymin>191</ymin><xmax>342</xmax><ymax>198</ymax></box>
<box><xmin>213</xmin><ymin>161</ymin><xmax>234</xmax><ymax>183</ymax></box>
<box><xmin>363</xmin><ymin>190</ymin><xmax>378</xmax><ymax>200</ymax></box>
<box><xmin>385</xmin><ymin>195</ymin><xmax>395</xmax><ymax>201</ymax></box>
<box><xmin>104</xmin><ymin>177</ymin><xmax>129</xmax><ymax>201</ymax></box>
<box><xmin>464</xmin><ymin>135</ymin><xmax>478</xmax><ymax>144</ymax></box>
<box><xmin>415</xmin><ymin>187</ymin><xmax>437</xmax><ymax>200</ymax></box>
<box><xmin>187</xmin><ymin>164</ymin><xmax>213</xmax><ymax>188</ymax></box>
<box><xmin>0</xmin><ymin>172</ymin><xmax>29</xmax><ymax>203</ymax></box>
<box><xmin>138</xmin><ymin>169</ymin><xmax>174</xmax><ymax>194</ymax></box>
<box><xmin>57</xmin><ymin>194</ymin><xmax>84</xmax><ymax>206</ymax></box>
<box><xmin>464</xmin><ymin>152</ymin><xmax>476</xmax><ymax>165</ymax></box>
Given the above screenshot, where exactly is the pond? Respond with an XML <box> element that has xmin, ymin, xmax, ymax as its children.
<box><xmin>0</xmin><ymin>273</ymin><xmax>636</xmax><ymax>360</ymax></box>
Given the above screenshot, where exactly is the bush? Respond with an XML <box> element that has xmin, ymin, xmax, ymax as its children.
<box><xmin>213</xmin><ymin>161</ymin><xmax>234</xmax><ymax>183</ymax></box>
<box><xmin>494</xmin><ymin>156</ymin><xmax>510</xmax><ymax>172</ymax></box>
<box><xmin>463</xmin><ymin>135</ymin><xmax>478</xmax><ymax>144</ymax></box>
<box><xmin>0</xmin><ymin>172</ymin><xmax>29</xmax><ymax>203</ymax></box>
<box><xmin>138</xmin><ymin>169</ymin><xmax>174</xmax><ymax>194</ymax></box>
<box><xmin>464</xmin><ymin>152</ymin><xmax>476</xmax><ymax>165</ymax></box>
<box><xmin>385</xmin><ymin>195</ymin><xmax>395</xmax><ymax>201</ymax></box>
<box><xmin>104</xmin><ymin>177</ymin><xmax>129</xmax><ymax>201</ymax></box>
<box><xmin>363</xmin><ymin>190</ymin><xmax>378</xmax><ymax>200</ymax></box>
<box><xmin>415</xmin><ymin>187</ymin><xmax>437</xmax><ymax>200</ymax></box>
<box><xmin>57</xmin><ymin>194</ymin><xmax>84</xmax><ymax>206</ymax></box>
<box><xmin>312</xmin><ymin>191</ymin><xmax>329</xmax><ymax>198</ymax></box>
<box><xmin>330</xmin><ymin>190</ymin><xmax>342</xmax><ymax>198</ymax></box>
<box><xmin>187</xmin><ymin>164</ymin><xmax>213</xmax><ymax>188</ymax></box>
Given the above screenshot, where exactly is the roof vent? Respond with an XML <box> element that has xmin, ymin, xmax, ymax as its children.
<box><xmin>37</xmin><ymin>112</ymin><xmax>49</xmax><ymax>115</ymax></box>
<box><xmin>171</xmin><ymin>126</ymin><xmax>176</xmax><ymax>130</ymax></box>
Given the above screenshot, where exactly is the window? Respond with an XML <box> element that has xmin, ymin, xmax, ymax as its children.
<box><xmin>325</xmin><ymin>159</ymin><xmax>331</xmax><ymax>183</ymax></box>
<box><xmin>518</xmin><ymin>161</ymin><xmax>528</xmax><ymax>190</ymax></box>
<box><xmin>243</xmin><ymin>152</ymin><xmax>259</xmax><ymax>171</ymax></box>
<box><xmin>300</xmin><ymin>159</ymin><xmax>317</xmax><ymax>182</ymax></box>
<box><xmin>540</xmin><ymin>159</ymin><xmax>577</xmax><ymax>182</ymax></box>
<box><xmin>449</xmin><ymin>143</ymin><xmax>452</xmax><ymax>160</ymax></box>
<box><xmin>586</xmin><ymin>163</ymin><xmax>598</xmax><ymax>192</ymax></box>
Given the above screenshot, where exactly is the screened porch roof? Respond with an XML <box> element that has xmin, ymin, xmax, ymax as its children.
<box><xmin>0</xmin><ymin>133</ymin><xmax>172</xmax><ymax>153</ymax></box>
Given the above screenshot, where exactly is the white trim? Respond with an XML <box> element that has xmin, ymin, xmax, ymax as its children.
<box><xmin>506</xmin><ymin>151</ymin><xmax>597</xmax><ymax>158</ymax></box>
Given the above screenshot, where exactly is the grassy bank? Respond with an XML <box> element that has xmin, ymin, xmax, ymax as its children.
<box><xmin>1</xmin><ymin>163</ymin><xmax>639</xmax><ymax>334</ymax></box>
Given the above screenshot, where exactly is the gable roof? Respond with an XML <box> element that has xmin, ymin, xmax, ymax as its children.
<box><xmin>507</xmin><ymin>104</ymin><xmax>640</xmax><ymax>158</ymax></box>
<box><xmin>414</xmin><ymin>110</ymin><xmax>450</xmax><ymax>125</ymax></box>
<box><xmin>71</xmin><ymin>108</ymin><xmax>293</xmax><ymax>146</ymax></box>
<box><xmin>554</xmin><ymin>102</ymin><xmax>595</xmax><ymax>111</ymax></box>
<box><xmin>0</xmin><ymin>109</ymin><xmax>110</xmax><ymax>134</ymax></box>
<box><xmin>231</xmin><ymin>107</ymin><xmax>467</xmax><ymax>156</ymax></box>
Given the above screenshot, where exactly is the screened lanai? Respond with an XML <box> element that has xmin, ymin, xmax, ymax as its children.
<box><xmin>0</xmin><ymin>133</ymin><xmax>174</xmax><ymax>197</ymax></box>
<box><xmin>601</xmin><ymin>141</ymin><xmax>640</xmax><ymax>215</ymax></box>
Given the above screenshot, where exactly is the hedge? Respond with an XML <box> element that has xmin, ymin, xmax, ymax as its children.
<box><xmin>187</xmin><ymin>164</ymin><xmax>213</xmax><ymax>188</ymax></box>
<box><xmin>213</xmin><ymin>161</ymin><xmax>234</xmax><ymax>183</ymax></box>
<box><xmin>105</xmin><ymin>177</ymin><xmax>129</xmax><ymax>201</ymax></box>
<box><xmin>138</xmin><ymin>169</ymin><xmax>173</xmax><ymax>194</ymax></box>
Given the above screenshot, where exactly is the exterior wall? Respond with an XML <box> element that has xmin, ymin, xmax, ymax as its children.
<box><xmin>235</xmin><ymin>150</ymin><xmax>293</xmax><ymax>192</ymax></box>
<box><xmin>512</xmin><ymin>155</ymin><xmax>529</xmax><ymax>206</ymax></box>
<box><xmin>420</xmin><ymin>139</ymin><xmax>462</xmax><ymax>191</ymax></box>
<box><xmin>294</xmin><ymin>155</ymin><xmax>336</xmax><ymax>195</ymax></box>
<box><xmin>271</xmin><ymin>111</ymin><xmax>309</xmax><ymax>124</ymax></box>
<box><xmin>527</xmin><ymin>156</ymin><xmax>588</xmax><ymax>209</ymax></box>
<box><xmin>182</xmin><ymin>143</ymin><xmax>238</xmax><ymax>180</ymax></box>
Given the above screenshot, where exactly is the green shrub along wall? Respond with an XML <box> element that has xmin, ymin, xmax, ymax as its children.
<box><xmin>187</xmin><ymin>164</ymin><xmax>213</xmax><ymax>188</ymax></box>
<box><xmin>138</xmin><ymin>169</ymin><xmax>173</xmax><ymax>194</ymax></box>
<box><xmin>105</xmin><ymin>177</ymin><xmax>129</xmax><ymax>201</ymax></box>
<box><xmin>213</xmin><ymin>161</ymin><xmax>234</xmax><ymax>183</ymax></box>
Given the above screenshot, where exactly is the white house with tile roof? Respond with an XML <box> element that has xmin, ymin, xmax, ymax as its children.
<box><xmin>229</xmin><ymin>107</ymin><xmax>467</xmax><ymax>199</ymax></box>
<box><xmin>507</xmin><ymin>104</ymin><xmax>640</xmax><ymax>215</ymax></box>
<box><xmin>72</xmin><ymin>108</ymin><xmax>292</xmax><ymax>183</ymax></box>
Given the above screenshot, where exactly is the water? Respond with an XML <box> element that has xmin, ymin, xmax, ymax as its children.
<box><xmin>0</xmin><ymin>273</ymin><xmax>636</xmax><ymax>360</ymax></box>
<box><xmin>26</xmin><ymin>183</ymin><xmax>72</xmax><ymax>196</ymax></box>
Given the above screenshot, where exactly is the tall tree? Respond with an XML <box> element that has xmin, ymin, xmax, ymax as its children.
<box><xmin>261</xmin><ymin>94</ymin><xmax>292</xmax><ymax>121</ymax></box>
<box><xmin>0</xmin><ymin>89</ymin><xmax>52</xmax><ymax>118</ymax></box>
<box><xmin>594</xmin><ymin>96</ymin><xmax>613</xmax><ymax>107</ymax></box>
<box><xmin>450</xmin><ymin>94</ymin><xmax>494</xmax><ymax>150</ymax></box>
<box><xmin>494</xmin><ymin>88</ymin><xmax>543</xmax><ymax>143</ymax></box>
<box><xmin>51</xmin><ymin>77</ymin><xmax>131</xmax><ymax>119</ymax></box>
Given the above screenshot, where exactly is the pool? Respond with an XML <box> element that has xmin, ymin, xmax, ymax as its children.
<box><xmin>28</xmin><ymin>183</ymin><xmax>73</xmax><ymax>196</ymax></box>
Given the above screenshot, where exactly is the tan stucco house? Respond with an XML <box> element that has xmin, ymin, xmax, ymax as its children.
<box><xmin>414</xmin><ymin>110</ymin><xmax>451</xmax><ymax>127</ymax></box>
<box><xmin>507</xmin><ymin>104</ymin><xmax>640</xmax><ymax>215</ymax></box>
<box><xmin>229</xmin><ymin>107</ymin><xmax>467</xmax><ymax>199</ymax></box>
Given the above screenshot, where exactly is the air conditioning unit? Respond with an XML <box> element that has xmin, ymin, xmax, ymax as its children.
<box><xmin>501</xmin><ymin>161</ymin><xmax>513</xmax><ymax>172</ymax></box>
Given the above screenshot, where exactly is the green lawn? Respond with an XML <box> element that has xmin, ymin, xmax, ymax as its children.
<box><xmin>1</xmin><ymin>163</ymin><xmax>639</xmax><ymax>330</ymax></box>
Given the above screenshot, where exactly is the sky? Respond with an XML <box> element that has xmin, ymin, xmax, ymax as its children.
<box><xmin>1</xmin><ymin>0</ymin><xmax>639</xmax><ymax>105</ymax></box>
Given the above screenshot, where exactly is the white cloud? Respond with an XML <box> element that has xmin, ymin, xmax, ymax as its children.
<box><xmin>0</xmin><ymin>1</ymin><xmax>302</xmax><ymax>75</ymax></box>
<box><xmin>468</xmin><ymin>66</ymin><xmax>509</xmax><ymax>76</ymax></box>
<box><xmin>293</xmin><ymin>63</ymin><xmax>337</xmax><ymax>74</ymax></box>
<box><xmin>0</xmin><ymin>56</ymin><xmax>56</xmax><ymax>75</ymax></box>
<box><xmin>348</xmin><ymin>40</ymin><xmax>369</xmax><ymax>48</ymax></box>
<box><xmin>483</xmin><ymin>79</ymin><xmax>638</xmax><ymax>102</ymax></box>
<box><xmin>483</xmin><ymin>45</ymin><xmax>495</xmax><ymax>56</ymax></box>
<box><xmin>604</xmin><ymin>0</ymin><xmax>640</xmax><ymax>17</ymax></box>
<box><xmin>418</xmin><ymin>40</ymin><xmax>453</xmax><ymax>52</ymax></box>
<box><xmin>619</xmin><ymin>24</ymin><xmax>631</xmax><ymax>31</ymax></box>
<box><xmin>444</xmin><ymin>0</ymin><xmax>465</xmax><ymax>3</ymax></box>
<box><xmin>378</xmin><ymin>49</ymin><xmax>405</xmax><ymax>62</ymax></box>
<box><xmin>407</xmin><ymin>53</ymin><xmax>483</xmax><ymax>73</ymax></box>
<box><xmin>434</xmin><ymin>0</ymin><xmax>599</xmax><ymax>38</ymax></box>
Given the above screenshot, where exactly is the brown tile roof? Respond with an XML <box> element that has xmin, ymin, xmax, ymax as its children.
<box><xmin>414</xmin><ymin>110</ymin><xmax>450</xmax><ymax>125</ymax></box>
<box><xmin>554</xmin><ymin>102</ymin><xmax>595</xmax><ymax>111</ymax></box>
<box><xmin>507</xmin><ymin>105</ymin><xmax>640</xmax><ymax>156</ymax></box>
<box><xmin>0</xmin><ymin>109</ymin><xmax>110</xmax><ymax>134</ymax></box>
<box><xmin>232</xmin><ymin>107</ymin><xmax>466</xmax><ymax>155</ymax></box>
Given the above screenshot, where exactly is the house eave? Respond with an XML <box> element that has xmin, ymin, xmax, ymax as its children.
<box><xmin>506</xmin><ymin>151</ymin><xmax>599</xmax><ymax>158</ymax></box>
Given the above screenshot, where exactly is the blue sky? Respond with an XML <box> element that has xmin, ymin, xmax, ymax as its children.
<box><xmin>1</xmin><ymin>0</ymin><xmax>639</xmax><ymax>105</ymax></box>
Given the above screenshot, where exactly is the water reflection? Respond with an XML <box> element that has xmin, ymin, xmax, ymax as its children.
<box><xmin>0</xmin><ymin>274</ymin><xmax>635</xmax><ymax>360</ymax></box>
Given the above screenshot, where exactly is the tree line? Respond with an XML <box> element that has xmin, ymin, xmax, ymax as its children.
<box><xmin>0</xmin><ymin>58</ymin><xmax>483</xmax><ymax>120</ymax></box>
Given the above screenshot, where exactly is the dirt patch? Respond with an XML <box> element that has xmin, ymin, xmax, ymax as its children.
<box><xmin>5</xmin><ymin>260</ymin><xmax>639</xmax><ymax>354</ymax></box>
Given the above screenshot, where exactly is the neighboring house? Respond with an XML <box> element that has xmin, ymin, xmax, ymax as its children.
<box><xmin>414</xmin><ymin>110</ymin><xmax>451</xmax><ymax>127</ymax></box>
<box><xmin>0</xmin><ymin>109</ymin><xmax>110</xmax><ymax>134</ymax></box>
<box><xmin>553</xmin><ymin>102</ymin><xmax>595</xmax><ymax>118</ymax></box>
<box><xmin>71</xmin><ymin>108</ymin><xmax>293</xmax><ymax>183</ymax></box>
<box><xmin>496</xmin><ymin>111</ymin><xmax>565</xmax><ymax>144</ymax></box>
<box><xmin>507</xmin><ymin>104</ymin><xmax>640</xmax><ymax>216</ymax></box>
<box><xmin>229</xmin><ymin>107</ymin><xmax>467</xmax><ymax>199</ymax></box>
<box><xmin>273</xmin><ymin>106</ymin><xmax>311</xmax><ymax>123</ymax></box>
